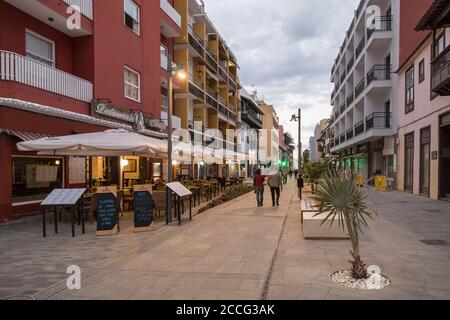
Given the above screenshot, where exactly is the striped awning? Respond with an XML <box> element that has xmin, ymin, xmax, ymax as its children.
<box><xmin>0</xmin><ymin>129</ymin><xmax>53</xmax><ymax>141</ymax></box>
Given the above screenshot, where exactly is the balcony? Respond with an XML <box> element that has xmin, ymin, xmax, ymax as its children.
<box><xmin>160</xmin><ymin>0</ymin><xmax>181</xmax><ymax>37</ymax></box>
<box><xmin>431</xmin><ymin>45</ymin><xmax>450</xmax><ymax>96</ymax></box>
<box><xmin>346</xmin><ymin>91</ymin><xmax>354</xmax><ymax>107</ymax></box>
<box><xmin>355</xmin><ymin>78</ymin><xmax>365</xmax><ymax>98</ymax></box>
<box><xmin>334</xmin><ymin>110</ymin><xmax>339</xmax><ymax>120</ymax></box>
<box><xmin>356</xmin><ymin>35</ymin><xmax>365</xmax><ymax>59</ymax></box>
<box><xmin>188</xmin><ymin>73</ymin><xmax>204</xmax><ymax>100</ymax></box>
<box><xmin>340</xmin><ymin>134</ymin><xmax>346</xmax><ymax>144</ymax></box>
<box><xmin>206</xmin><ymin>87</ymin><xmax>218</xmax><ymax>109</ymax></box>
<box><xmin>346</xmin><ymin>128</ymin><xmax>354</xmax><ymax>140</ymax></box>
<box><xmin>347</xmin><ymin>55</ymin><xmax>354</xmax><ymax>73</ymax></box>
<box><xmin>205</xmin><ymin>48</ymin><xmax>218</xmax><ymax>73</ymax></box>
<box><xmin>340</xmin><ymin>71</ymin><xmax>346</xmax><ymax>84</ymax></box>
<box><xmin>218</xmin><ymin>63</ymin><xmax>228</xmax><ymax>82</ymax></box>
<box><xmin>0</xmin><ymin>50</ymin><xmax>93</xmax><ymax>102</ymax></box>
<box><xmin>228</xmin><ymin>74</ymin><xmax>237</xmax><ymax>88</ymax></box>
<box><xmin>188</xmin><ymin>26</ymin><xmax>204</xmax><ymax>57</ymax></box>
<box><xmin>241</xmin><ymin>110</ymin><xmax>263</xmax><ymax>129</ymax></box>
<box><xmin>63</xmin><ymin>0</ymin><xmax>93</xmax><ymax>20</ymax></box>
<box><xmin>229</xmin><ymin>111</ymin><xmax>237</xmax><ymax>124</ymax></box>
<box><xmin>365</xmin><ymin>112</ymin><xmax>392</xmax><ymax>130</ymax></box>
<box><xmin>340</xmin><ymin>102</ymin><xmax>345</xmax><ymax>114</ymax></box>
<box><xmin>335</xmin><ymin>137</ymin><xmax>340</xmax><ymax>146</ymax></box>
<box><xmin>354</xmin><ymin>120</ymin><xmax>365</xmax><ymax>136</ymax></box>
<box><xmin>218</xmin><ymin>103</ymin><xmax>228</xmax><ymax>118</ymax></box>
<box><xmin>5</xmin><ymin>0</ymin><xmax>93</xmax><ymax>36</ymax></box>
<box><xmin>367</xmin><ymin>15</ymin><xmax>393</xmax><ymax>40</ymax></box>
<box><xmin>367</xmin><ymin>64</ymin><xmax>391</xmax><ymax>86</ymax></box>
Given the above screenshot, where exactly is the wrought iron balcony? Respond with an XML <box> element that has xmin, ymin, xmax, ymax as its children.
<box><xmin>347</xmin><ymin>54</ymin><xmax>354</xmax><ymax>73</ymax></box>
<box><xmin>367</xmin><ymin>64</ymin><xmax>391</xmax><ymax>86</ymax></box>
<box><xmin>188</xmin><ymin>26</ymin><xmax>204</xmax><ymax>56</ymax></box>
<box><xmin>355</xmin><ymin>78</ymin><xmax>365</xmax><ymax>98</ymax></box>
<box><xmin>346</xmin><ymin>91</ymin><xmax>354</xmax><ymax>107</ymax></box>
<box><xmin>356</xmin><ymin>35</ymin><xmax>365</xmax><ymax>59</ymax></box>
<box><xmin>365</xmin><ymin>112</ymin><xmax>392</xmax><ymax>130</ymax></box>
<box><xmin>367</xmin><ymin>15</ymin><xmax>393</xmax><ymax>39</ymax></box>
<box><xmin>354</xmin><ymin>120</ymin><xmax>364</xmax><ymax>136</ymax></box>
<box><xmin>346</xmin><ymin>128</ymin><xmax>354</xmax><ymax>140</ymax></box>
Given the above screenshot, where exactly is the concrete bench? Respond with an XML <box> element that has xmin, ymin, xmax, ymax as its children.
<box><xmin>300</xmin><ymin>199</ymin><xmax>349</xmax><ymax>240</ymax></box>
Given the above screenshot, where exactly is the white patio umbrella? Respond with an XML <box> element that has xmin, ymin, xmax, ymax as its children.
<box><xmin>17</xmin><ymin>129</ymin><xmax>167</xmax><ymax>157</ymax></box>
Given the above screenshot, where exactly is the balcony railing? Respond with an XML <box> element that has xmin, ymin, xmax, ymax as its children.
<box><xmin>340</xmin><ymin>134</ymin><xmax>346</xmax><ymax>144</ymax></box>
<box><xmin>206</xmin><ymin>48</ymin><xmax>218</xmax><ymax>72</ymax></box>
<box><xmin>335</xmin><ymin>137</ymin><xmax>340</xmax><ymax>146</ymax></box>
<box><xmin>218</xmin><ymin>65</ymin><xmax>227</xmax><ymax>81</ymax></box>
<box><xmin>355</xmin><ymin>78</ymin><xmax>365</xmax><ymax>98</ymax></box>
<box><xmin>188</xmin><ymin>26</ymin><xmax>204</xmax><ymax>56</ymax></box>
<box><xmin>206</xmin><ymin>94</ymin><xmax>217</xmax><ymax>109</ymax></box>
<box><xmin>218</xmin><ymin>95</ymin><xmax>227</xmax><ymax>106</ymax></box>
<box><xmin>340</xmin><ymin>102</ymin><xmax>345</xmax><ymax>114</ymax></box>
<box><xmin>63</xmin><ymin>0</ymin><xmax>93</xmax><ymax>20</ymax></box>
<box><xmin>334</xmin><ymin>110</ymin><xmax>340</xmax><ymax>119</ymax></box>
<box><xmin>356</xmin><ymin>0</ymin><xmax>365</xmax><ymax>19</ymax></box>
<box><xmin>340</xmin><ymin>71</ymin><xmax>346</xmax><ymax>84</ymax></box>
<box><xmin>229</xmin><ymin>112</ymin><xmax>237</xmax><ymax>123</ymax></box>
<box><xmin>218</xmin><ymin>103</ymin><xmax>228</xmax><ymax>117</ymax></box>
<box><xmin>365</xmin><ymin>112</ymin><xmax>392</xmax><ymax>130</ymax></box>
<box><xmin>346</xmin><ymin>128</ymin><xmax>354</xmax><ymax>140</ymax></box>
<box><xmin>367</xmin><ymin>15</ymin><xmax>393</xmax><ymax>39</ymax></box>
<box><xmin>354</xmin><ymin>120</ymin><xmax>365</xmax><ymax>136</ymax></box>
<box><xmin>356</xmin><ymin>35</ymin><xmax>365</xmax><ymax>59</ymax></box>
<box><xmin>346</xmin><ymin>91</ymin><xmax>354</xmax><ymax>107</ymax></box>
<box><xmin>431</xmin><ymin>45</ymin><xmax>450</xmax><ymax>95</ymax></box>
<box><xmin>347</xmin><ymin>55</ymin><xmax>354</xmax><ymax>73</ymax></box>
<box><xmin>241</xmin><ymin>110</ymin><xmax>263</xmax><ymax>128</ymax></box>
<box><xmin>206</xmin><ymin>86</ymin><xmax>218</xmax><ymax>99</ymax></box>
<box><xmin>367</xmin><ymin>64</ymin><xmax>391</xmax><ymax>86</ymax></box>
<box><xmin>0</xmin><ymin>51</ymin><xmax>93</xmax><ymax>102</ymax></box>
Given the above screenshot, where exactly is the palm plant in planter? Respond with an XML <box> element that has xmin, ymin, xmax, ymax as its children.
<box><xmin>312</xmin><ymin>170</ymin><xmax>375</xmax><ymax>280</ymax></box>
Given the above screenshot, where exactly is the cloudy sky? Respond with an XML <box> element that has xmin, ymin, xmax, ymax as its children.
<box><xmin>203</xmin><ymin>0</ymin><xmax>359</xmax><ymax>155</ymax></box>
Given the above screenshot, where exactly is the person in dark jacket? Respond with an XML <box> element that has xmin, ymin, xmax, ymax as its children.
<box><xmin>297</xmin><ymin>174</ymin><xmax>304</xmax><ymax>200</ymax></box>
<box><xmin>253</xmin><ymin>169</ymin><xmax>266</xmax><ymax>207</ymax></box>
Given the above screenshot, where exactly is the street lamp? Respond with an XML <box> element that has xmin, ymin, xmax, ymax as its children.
<box><xmin>291</xmin><ymin>108</ymin><xmax>302</xmax><ymax>173</ymax></box>
<box><xmin>166</xmin><ymin>60</ymin><xmax>186</xmax><ymax>225</ymax></box>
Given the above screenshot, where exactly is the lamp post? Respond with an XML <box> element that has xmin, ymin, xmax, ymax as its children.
<box><xmin>291</xmin><ymin>108</ymin><xmax>302</xmax><ymax>173</ymax></box>
<box><xmin>166</xmin><ymin>59</ymin><xmax>186</xmax><ymax>225</ymax></box>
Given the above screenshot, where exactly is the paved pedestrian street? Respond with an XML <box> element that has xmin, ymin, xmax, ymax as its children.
<box><xmin>1</xmin><ymin>180</ymin><xmax>450</xmax><ymax>300</ymax></box>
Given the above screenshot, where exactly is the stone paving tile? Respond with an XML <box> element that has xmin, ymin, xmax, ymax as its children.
<box><xmin>1</xmin><ymin>180</ymin><xmax>450</xmax><ymax>300</ymax></box>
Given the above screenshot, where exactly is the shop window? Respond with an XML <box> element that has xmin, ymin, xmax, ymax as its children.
<box><xmin>25</xmin><ymin>30</ymin><xmax>55</xmax><ymax>67</ymax></box>
<box><xmin>124</xmin><ymin>0</ymin><xmax>140</xmax><ymax>35</ymax></box>
<box><xmin>12</xmin><ymin>157</ymin><xmax>63</xmax><ymax>203</ymax></box>
<box><xmin>124</xmin><ymin>66</ymin><xmax>141</xmax><ymax>102</ymax></box>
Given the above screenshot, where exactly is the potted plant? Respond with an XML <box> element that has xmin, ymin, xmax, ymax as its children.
<box><xmin>312</xmin><ymin>170</ymin><xmax>390</xmax><ymax>289</ymax></box>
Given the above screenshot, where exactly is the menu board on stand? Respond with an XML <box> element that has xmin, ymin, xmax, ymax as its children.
<box><xmin>133</xmin><ymin>184</ymin><xmax>156</xmax><ymax>233</ymax></box>
<box><xmin>96</xmin><ymin>186</ymin><xmax>119</xmax><ymax>236</ymax></box>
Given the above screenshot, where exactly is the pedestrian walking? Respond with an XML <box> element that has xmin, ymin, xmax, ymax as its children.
<box><xmin>297</xmin><ymin>174</ymin><xmax>304</xmax><ymax>200</ymax></box>
<box><xmin>253</xmin><ymin>169</ymin><xmax>265</xmax><ymax>207</ymax></box>
<box><xmin>268</xmin><ymin>170</ymin><xmax>283</xmax><ymax>207</ymax></box>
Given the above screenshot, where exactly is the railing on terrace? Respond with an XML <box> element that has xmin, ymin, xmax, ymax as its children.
<box><xmin>356</xmin><ymin>35</ymin><xmax>365</xmax><ymax>59</ymax></box>
<box><xmin>355</xmin><ymin>78</ymin><xmax>365</xmax><ymax>98</ymax></box>
<box><xmin>340</xmin><ymin>134</ymin><xmax>346</xmax><ymax>144</ymax></box>
<box><xmin>218</xmin><ymin>95</ymin><xmax>227</xmax><ymax>106</ymax></box>
<box><xmin>365</xmin><ymin>112</ymin><xmax>392</xmax><ymax>130</ymax></box>
<box><xmin>206</xmin><ymin>94</ymin><xmax>217</xmax><ymax>109</ymax></box>
<box><xmin>218</xmin><ymin>103</ymin><xmax>228</xmax><ymax>117</ymax></box>
<box><xmin>431</xmin><ymin>45</ymin><xmax>450</xmax><ymax>93</ymax></box>
<box><xmin>189</xmin><ymin>72</ymin><xmax>204</xmax><ymax>89</ymax></box>
<box><xmin>62</xmin><ymin>0</ymin><xmax>93</xmax><ymax>20</ymax></box>
<box><xmin>367</xmin><ymin>64</ymin><xmax>391</xmax><ymax>86</ymax></box>
<box><xmin>347</xmin><ymin>91</ymin><xmax>354</xmax><ymax>107</ymax></box>
<box><xmin>0</xmin><ymin>51</ymin><xmax>93</xmax><ymax>102</ymax></box>
<box><xmin>188</xmin><ymin>25</ymin><xmax>204</xmax><ymax>56</ymax></box>
<box><xmin>205</xmin><ymin>48</ymin><xmax>218</xmax><ymax>71</ymax></box>
<box><xmin>354</xmin><ymin>120</ymin><xmax>365</xmax><ymax>136</ymax></box>
<box><xmin>340</xmin><ymin>103</ymin><xmax>345</xmax><ymax>114</ymax></box>
<box><xmin>347</xmin><ymin>55</ymin><xmax>354</xmax><ymax>73</ymax></box>
<box><xmin>218</xmin><ymin>64</ymin><xmax>227</xmax><ymax>81</ymax></box>
<box><xmin>346</xmin><ymin>128</ymin><xmax>354</xmax><ymax>140</ymax></box>
<box><xmin>206</xmin><ymin>86</ymin><xmax>218</xmax><ymax>99</ymax></box>
<box><xmin>340</xmin><ymin>71</ymin><xmax>346</xmax><ymax>84</ymax></box>
<box><xmin>367</xmin><ymin>15</ymin><xmax>393</xmax><ymax>39</ymax></box>
<box><xmin>229</xmin><ymin>112</ymin><xmax>237</xmax><ymax>123</ymax></box>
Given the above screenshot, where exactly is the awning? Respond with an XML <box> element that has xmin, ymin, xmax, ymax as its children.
<box><xmin>0</xmin><ymin>128</ymin><xmax>53</xmax><ymax>141</ymax></box>
<box><xmin>17</xmin><ymin>129</ymin><xmax>167</xmax><ymax>157</ymax></box>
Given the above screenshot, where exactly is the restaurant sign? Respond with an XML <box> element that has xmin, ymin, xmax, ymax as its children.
<box><xmin>91</xmin><ymin>101</ymin><xmax>166</xmax><ymax>132</ymax></box>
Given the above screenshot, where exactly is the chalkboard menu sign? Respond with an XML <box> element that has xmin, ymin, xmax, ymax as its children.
<box><xmin>133</xmin><ymin>191</ymin><xmax>155</xmax><ymax>232</ymax></box>
<box><xmin>96</xmin><ymin>192</ymin><xmax>119</xmax><ymax>236</ymax></box>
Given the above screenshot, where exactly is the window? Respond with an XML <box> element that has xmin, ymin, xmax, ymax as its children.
<box><xmin>25</xmin><ymin>30</ymin><xmax>55</xmax><ymax>67</ymax></box>
<box><xmin>160</xmin><ymin>43</ymin><xmax>169</xmax><ymax>70</ymax></box>
<box><xmin>124</xmin><ymin>66</ymin><xmax>141</xmax><ymax>102</ymax></box>
<box><xmin>124</xmin><ymin>0</ymin><xmax>140</xmax><ymax>35</ymax></box>
<box><xmin>405</xmin><ymin>66</ymin><xmax>414</xmax><ymax>114</ymax></box>
<box><xmin>12</xmin><ymin>157</ymin><xmax>63</xmax><ymax>203</ymax></box>
<box><xmin>434</xmin><ymin>32</ymin><xmax>446</xmax><ymax>57</ymax></box>
<box><xmin>419</xmin><ymin>59</ymin><xmax>425</xmax><ymax>84</ymax></box>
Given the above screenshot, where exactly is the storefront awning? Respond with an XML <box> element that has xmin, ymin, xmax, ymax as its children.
<box><xmin>0</xmin><ymin>128</ymin><xmax>54</xmax><ymax>141</ymax></box>
<box><xmin>16</xmin><ymin>129</ymin><xmax>167</xmax><ymax>157</ymax></box>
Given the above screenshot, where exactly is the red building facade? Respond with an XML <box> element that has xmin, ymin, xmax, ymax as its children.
<box><xmin>0</xmin><ymin>0</ymin><xmax>181</xmax><ymax>222</ymax></box>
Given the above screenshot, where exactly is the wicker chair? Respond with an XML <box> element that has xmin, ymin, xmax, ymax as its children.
<box><xmin>152</xmin><ymin>191</ymin><xmax>166</xmax><ymax>220</ymax></box>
